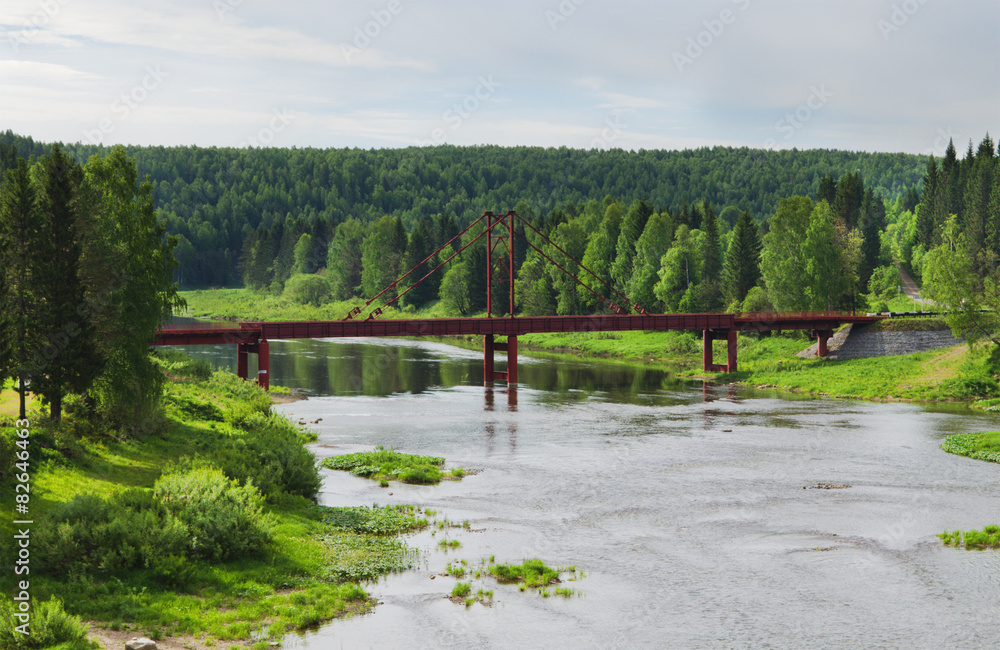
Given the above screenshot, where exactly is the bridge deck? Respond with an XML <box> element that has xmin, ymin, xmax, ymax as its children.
<box><xmin>153</xmin><ymin>312</ymin><xmax>881</xmax><ymax>345</ymax></box>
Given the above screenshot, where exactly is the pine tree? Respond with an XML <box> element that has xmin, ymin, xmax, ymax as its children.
<box><xmin>722</xmin><ymin>210</ymin><xmax>762</xmax><ymax>307</ymax></box>
<box><xmin>31</xmin><ymin>144</ymin><xmax>102</xmax><ymax>420</ymax></box>
<box><xmin>858</xmin><ymin>188</ymin><xmax>886</xmax><ymax>289</ymax></box>
<box><xmin>916</xmin><ymin>156</ymin><xmax>940</xmax><ymax>247</ymax></box>
<box><xmin>400</xmin><ymin>220</ymin><xmax>438</xmax><ymax>307</ymax></box>
<box><xmin>986</xmin><ymin>163</ymin><xmax>1000</xmax><ymax>261</ymax></box>
<box><xmin>817</xmin><ymin>173</ymin><xmax>838</xmax><ymax>205</ymax></box>
<box><xmin>0</xmin><ymin>159</ymin><xmax>38</xmax><ymax>418</ymax></box>
<box><xmin>699</xmin><ymin>200</ymin><xmax>723</xmax><ymax>310</ymax></box>
<box><xmin>832</xmin><ymin>172</ymin><xmax>864</xmax><ymax>230</ymax></box>
<box><xmin>942</xmin><ymin>138</ymin><xmax>962</xmax><ymax>217</ymax></box>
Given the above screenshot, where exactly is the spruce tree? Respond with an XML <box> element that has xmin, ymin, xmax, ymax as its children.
<box><xmin>832</xmin><ymin>172</ymin><xmax>864</xmax><ymax>230</ymax></box>
<box><xmin>942</xmin><ymin>139</ymin><xmax>962</xmax><ymax>217</ymax></box>
<box><xmin>916</xmin><ymin>156</ymin><xmax>939</xmax><ymax>247</ymax></box>
<box><xmin>722</xmin><ymin>210</ymin><xmax>762</xmax><ymax>307</ymax></box>
<box><xmin>858</xmin><ymin>188</ymin><xmax>886</xmax><ymax>289</ymax></box>
<box><xmin>400</xmin><ymin>220</ymin><xmax>438</xmax><ymax>307</ymax></box>
<box><xmin>817</xmin><ymin>174</ymin><xmax>838</xmax><ymax>206</ymax></box>
<box><xmin>32</xmin><ymin>144</ymin><xmax>102</xmax><ymax>420</ymax></box>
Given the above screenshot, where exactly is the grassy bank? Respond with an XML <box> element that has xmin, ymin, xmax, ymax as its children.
<box><xmin>0</xmin><ymin>353</ymin><xmax>431</xmax><ymax>649</ymax></box>
<box><xmin>180</xmin><ymin>288</ymin><xmax>447</xmax><ymax>322</ymax></box>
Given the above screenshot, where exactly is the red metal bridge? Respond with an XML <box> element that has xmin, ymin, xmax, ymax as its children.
<box><xmin>153</xmin><ymin>211</ymin><xmax>882</xmax><ymax>389</ymax></box>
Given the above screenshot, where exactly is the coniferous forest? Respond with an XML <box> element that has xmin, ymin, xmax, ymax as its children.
<box><xmin>1</xmin><ymin>129</ymin><xmax>998</xmax><ymax>326</ymax></box>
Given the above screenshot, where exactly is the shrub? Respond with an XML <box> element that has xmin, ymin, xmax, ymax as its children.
<box><xmin>34</xmin><ymin>490</ymin><xmax>190</xmax><ymax>575</ymax></box>
<box><xmin>0</xmin><ymin>597</ymin><xmax>98</xmax><ymax>650</ymax></box>
<box><xmin>154</xmin><ymin>467</ymin><xmax>273</xmax><ymax>560</ymax></box>
<box><xmin>217</xmin><ymin>412</ymin><xmax>320</xmax><ymax>500</ymax></box>
<box><xmin>283</xmin><ymin>273</ymin><xmax>331</xmax><ymax>306</ymax></box>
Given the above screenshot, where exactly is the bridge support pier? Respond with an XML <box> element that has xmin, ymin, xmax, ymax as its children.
<box><xmin>237</xmin><ymin>343</ymin><xmax>248</xmax><ymax>380</ymax></box>
<box><xmin>257</xmin><ymin>339</ymin><xmax>269</xmax><ymax>390</ymax></box>
<box><xmin>235</xmin><ymin>339</ymin><xmax>270</xmax><ymax>389</ymax></box>
<box><xmin>703</xmin><ymin>329</ymin><xmax>738</xmax><ymax>373</ymax></box>
<box><xmin>484</xmin><ymin>334</ymin><xmax>517</xmax><ymax>385</ymax></box>
<box><xmin>812</xmin><ymin>329</ymin><xmax>834</xmax><ymax>358</ymax></box>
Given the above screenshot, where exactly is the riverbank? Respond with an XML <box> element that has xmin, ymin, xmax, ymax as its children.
<box><xmin>0</xmin><ymin>352</ymin><xmax>431</xmax><ymax>649</ymax></box>
<box><xmin>178</xmin><ymin>289</ymin><xmax>997</xmax><ymax>404</ymax></box>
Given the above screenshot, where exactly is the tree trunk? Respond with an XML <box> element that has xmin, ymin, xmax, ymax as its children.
<box><xmin>50</xmin><ymin>392</ymin><xmax>61</xmax><ymax>421</ymax></box>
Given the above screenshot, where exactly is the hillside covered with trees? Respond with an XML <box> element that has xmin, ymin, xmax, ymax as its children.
<box><xmin>2</xmin><ymin>130</ymin><xmax>925</xmax><ymax>290</ymax></box>
<box><xmin>5</xmin><ymin>132</ymin><xmax>997</xmax><ymax>333</ymax></box>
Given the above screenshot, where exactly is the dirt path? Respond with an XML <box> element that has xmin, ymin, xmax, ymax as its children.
<box><xmin>896</xmin><ymin>262</ymin><xmax>922</xmax><ymax>298</ymax></box>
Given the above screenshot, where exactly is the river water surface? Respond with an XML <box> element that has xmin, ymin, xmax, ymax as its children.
<box><xmin>178</xmin><ymin>336</ymin><xmax>1000</xmax><ymax>649</ymax></box>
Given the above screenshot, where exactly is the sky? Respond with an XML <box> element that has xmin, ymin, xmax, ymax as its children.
<box><xmin>0</xmin><ymin>0</ymin><xmax>997</xmax><ymax>156</ymax></box>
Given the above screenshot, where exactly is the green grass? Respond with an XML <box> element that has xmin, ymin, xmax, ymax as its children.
<box><xmin>179</xmin><ymin>288</ymin><xmax>450</xmax><ymax>322</ymax></box>
<box><xmin>938</xmin><ymin>525</ymin><xmax>1000</xmax><ymax>549</ymax></box>
<box><xmin>940</xmin><ymin>431</ymin><xmax>1000</xmax><ymax>463</ymax></box>
<box><xmin>519</xmin><ymin>329</ymin><xmax>702</xmax><ymax>364</ymax></box>
<box><xmin>488</xmin><ymin>559</ymin><xmax>563</xmax><ymax>588</ymax></box>
<box><xmin>864</xmin><ymin>317</ymin><xmax>950</xmax><ymax>332</ymax></box>
<box><xmin>0</xmin><ymin>357</ymin><xmax>436</xmax><ymax>647</ymax></box>
<box><xmin>320</xmin><ymin>445</ymin><xmax>452</xmax><ymax>484</ymax></box>
<box><xmin>715</xmin><ymin>334</ymin><xmax>993</xmax><ymax>401</ymax></box>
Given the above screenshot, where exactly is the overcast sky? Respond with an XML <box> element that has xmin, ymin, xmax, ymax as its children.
<box><xmin>1</xmin><ymin>0</ymin><xmax>996</xmax><ymax>155</ymax></box>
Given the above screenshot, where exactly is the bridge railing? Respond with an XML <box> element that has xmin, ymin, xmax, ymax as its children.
<box><xmin>734</xmin><ymin>310</ymin><xmax>879</xmax><ymax>321</ymax></box>
<box><xmin>159</xmin><ymin>320</ymin><xmax>241</xmax><ymax>330</ymax></box>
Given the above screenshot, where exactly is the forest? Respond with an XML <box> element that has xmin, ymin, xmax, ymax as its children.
<box><xmin>0</xmin><ymin>143</ymin><xmax>181</xmax><ymax>426</ymax></box>
<box><xmin>1</xmin><ymin>130</ymin><xmax>926</xmax><ymax>289</ymax></box>
<box><xmin>2</xmin><ymin>131</ymin><xmax>998</xmax><ymax>331</ymax></box>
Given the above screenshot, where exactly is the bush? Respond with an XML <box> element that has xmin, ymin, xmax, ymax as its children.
<box><xmin>154</xmin><ymin>467</ymin><xmax>273</xmax><ymax>560</ymax></box>
<box><xmin>153</xmin><ymin>349</ymin><xmax>213</xmax><ymax>380</ymax></box>
<box><xmin>216</xmin><ymin>411</ymin><xmax>321</xmax><ymax>500</ymax></box>
<box><xmin>0</xmin><ymin>597</ymin><xmax>98</xmax><ymax>650</ymax></box>
<box><xmin>34</xmin><ymin>490</ymin><xmax>190</xmax><ymax>575</ymax></box>
<box><xmin>208</xmin><ymin>371</ymin><xmax>271</xmax><ymax>412</ymax></box>
<box><xmin>741</xmin><ymin>286</ymin><xmax>773</xmax><ymax>313</ymax></box>
<box><xmin>283</xmin><ymin>273</ymin><xmax>331</xmax><ymax>306</ymax></box>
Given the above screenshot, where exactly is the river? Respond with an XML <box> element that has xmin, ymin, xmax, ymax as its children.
<box><xmin>175</xmin><ymin>335</ymin><xmax>1000</xmax><ymax>649</ymax></box>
